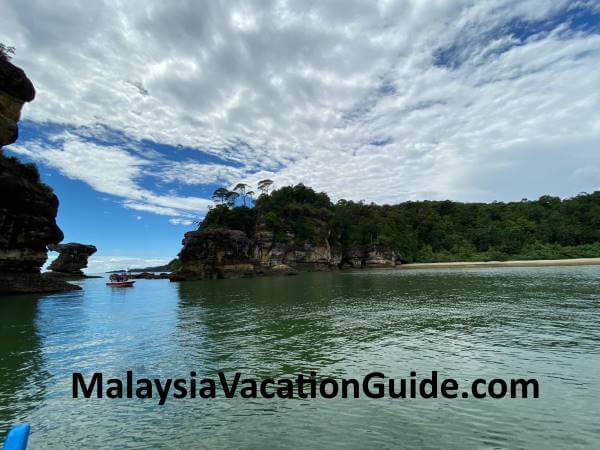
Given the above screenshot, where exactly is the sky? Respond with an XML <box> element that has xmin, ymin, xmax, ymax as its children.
<box><xmin>1</xmin><ymin>0</ymin><xmax>599</xmax><ymax>272</ymax></box>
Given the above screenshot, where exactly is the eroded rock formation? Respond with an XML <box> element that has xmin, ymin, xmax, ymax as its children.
<box><xmin>253</xmin><ymin>230</ymin><xmax>340</xmax><ymax>271</ymax></box>
<box><xmin>0</xmin><ymin>60</ymin><xmax>35</xmax><ymax>146</ymax></box>
<box><xmin>170</xmin><ymin>229</ymin><xmax>256</xmax><ymax>280</ymax></box>
<box><xmin>340</xmin><ymin>244</ymin><xmax>402</xmax><ymax>268</ymax></box>
<box><xmin>170</xmin><ymin>227</ymin><xmax>396</xmax><ymax>281</ymax></box>
<box><xmin>0</xmin><ymin>59</ymin><xmax>79</xmax><ymax>294</ymax></box>
<box><xmin>130</xmin><ymin>272</ymin><xmax>170</xmax><ymax>280</ymax></box>
<box><xmin>48</xmin><ymin>243</ymin><xmax>97</xmax><ymax>276</ymax></box>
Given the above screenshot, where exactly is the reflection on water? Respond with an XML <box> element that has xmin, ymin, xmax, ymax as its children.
<box><xmin>0</xmin><ymin>266</ymin><xmax>599</xmax><ymax>448</ymax></box>
<box><xmin>0</xmin><ymin>296</ymin><xmax>46</xmax><ymax>427</ymax></box>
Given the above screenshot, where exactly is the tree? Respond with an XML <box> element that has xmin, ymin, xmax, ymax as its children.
<box><xmin>257</xmin><ymin>179</ymin><xmax>274</xmax><ymax>195</ymax></box>
<box><xmin>246</xmin><ymin>190</ymin><xmax>255</xmax><ymax>204</ymax></box>
<box><xmin>201</xmin><ymin>183</ymin><xmax>600</xmax><ymax>263</ymax></box>
<box><xmin>0</xmin><ymin>43</ymin><xmax>15</xmax><ymax>62</ymax></box>
<box><xmin>233</xmin><ymin>183</ymin><xmax>251</xmax><ymax>206</ymax></box>
<box><xmin>225</xmin><ymin>190</ymin><xmax>239</xmax><ymax>207</ymax></box>
<box><xmin>211</xmin><ymin>187</ymin><xmax>229</xmax><ymax>204</ymax></box>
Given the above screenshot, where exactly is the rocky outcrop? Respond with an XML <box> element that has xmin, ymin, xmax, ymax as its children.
<box><xmin>0</xmin><ymin>59</ymin><xmax>78</xmax><ymax>294</ymax></box>
<box><xmin>171</xmin><ymin>228</ymin><xmax>362</xmax><ymax>281</ymax></box>
<box><xmin>169</xmin><ymin>185</ymin><xmax>403</xmax><ymax>282</ymax></box>
<box><xmin>48</xmin><ymin>243</ymin><xmax>97</xmax><ymax>276</ymax></box>
<box><xmin>253</xmin><ymin>230</ymin><xmax>340</xmax><ymax>271</ymax></box>
<box><xmin>0</xmin><ymin>59</ymin><xmax>35</xmax><ymax>146</ymax></box>
<box><xmin>170</xmin><ymin>229</ymin><xmax>256</xmax><ymax>280</ymax></box>
<box><xmin>130</xmin><ymin>271</ymin><xmax>170</xmax><ymax>279</ymax></box>
<box><xmin>340</xmin><ymin>244</ymin><xmax>402</xmax><ymax>269</ymax></box>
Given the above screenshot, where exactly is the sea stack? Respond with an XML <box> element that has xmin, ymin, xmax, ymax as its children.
<box><xmin>0</xmin><ymin>58</ymin><xmax>79</xmax><ymax>294</ymax></box>
<box><xmin>48</xmin><ymin>243</ymin><xmax>97</xmax><ymax>278</ymax></box>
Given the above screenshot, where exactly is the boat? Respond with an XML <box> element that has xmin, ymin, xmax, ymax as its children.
<box><xmin>106</xmin><ymin>272</ymin><xmax>135</xmax><ymax>287</ymax></box>
<box><xmin>106</xmin><ymin>280</ymin><xmax>136</xmax><ymax>287</ymax></box>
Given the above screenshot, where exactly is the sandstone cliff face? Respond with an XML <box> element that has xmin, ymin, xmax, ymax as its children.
<box><xmin>0</xmin><ymin>60</ymin><xmax>35</xmax><ymax>146</ymax></box>
<box><xmin>170</xmin><ymin>227</ymin><xmax>397</xmax><ymax>281</ymax></box>
<box><xmin>0</xmin><ymin>59</ymin><xmax>78</xmax><ymax>294</ymax></box>
<box><xmin>171</xmin><ymin>228</ymin><xmax>344</xmax><ymax>281</ymax></box>
<box><xmin>0</xmin><ymin>156</ymin><xmax>63</xmax><ymax>273</ymax></box>
<box><xmin>48</xmin><ymin>243</ymin><xmax>97</xmax><ymax>275</ymax></box>
<box><xmin>253</xmin><ymin>231</ymin><xmax>341</xmax><ymax>270</ymax></box>
<box><xmin>171</xmin><ymin>229</ymin><xmax>256</xmax><ymax>280</ymax></box>
<box><xmin>340</xmin><ymin>244</ymin><xmax>401</xmax><ymax>268</ymax></box>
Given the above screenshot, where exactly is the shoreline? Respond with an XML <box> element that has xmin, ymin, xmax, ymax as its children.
<box><xmin>398</xmin><ymin>258</ymin><xmax>600</xmax><ymax>270</ymax></box>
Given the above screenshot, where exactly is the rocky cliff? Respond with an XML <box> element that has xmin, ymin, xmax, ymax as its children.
<box><xmin>340</xmin><ymin>244</ymin><xmax>402</xmax><ymax>268</ymax></box>
<box><xmin>253</xmin><ymin>230</ymin><xmax>341</xmax><ymax>271</ymax></box>
<box><xmin>169</xmin><ymin>184</ymin><xmax>404</xmax><ymax>282</ymax></box>
<box><xmin>0</xmin><ymin>59</ymin><xmax>78</xmax><ymax>294</ymax></box>
<box><xmin>48</xmin><ymin>243</ymin><xmax>97</xmax><ymax>277</ymax></box>
<box><xmin>171</xmin><ymin>228</ymin><xmax>398</xmax><ymax>281</ymax></box>
<box><xmin>0</xmin><ymin>59</ymin><xmax>35</xmax><ymax>146</ymax></box>
<box><xmin>170</xmin><ymin>229</ymin><xmax>255</xmax><ymax>280</ymax></box>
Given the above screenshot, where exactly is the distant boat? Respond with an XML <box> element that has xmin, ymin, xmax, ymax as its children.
<box><xmin>106</xmin><ymin>280</ymin><xmax>135</xmax><ymax>287</ymax></box>
<box><xmin>106</xmin><ymin>272</ymin><xmax>135</xmax><ymax>287</ymax></box>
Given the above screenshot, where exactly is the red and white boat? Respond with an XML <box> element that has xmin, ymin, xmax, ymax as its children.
<box><xmin>106</xmin><ymin>272</ymin><xmax>136</xmax><ymax>287</ymax></box>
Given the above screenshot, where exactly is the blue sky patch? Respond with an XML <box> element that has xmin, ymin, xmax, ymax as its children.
<box><xmin>433</xmin><ymin>3</ymin><xmax>600</xmax><ymax>69</ymax></box>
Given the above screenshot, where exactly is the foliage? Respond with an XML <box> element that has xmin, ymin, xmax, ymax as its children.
<box><xmin>211</xmin><ymin>187</ymin><xmax>229</xmax><ymax>204</ymax></box>
<box><xmin>233</xmin><ymin>183</ymin><xmax>251</xmax><ymax>206</ymax></box>
<box><xmin>0</xmin><ymin>153</ymin><xmax>55</xmax><ymax>198</ymax></box>
<box><xmin>201</xmin><ymin>204</ymin><xmax>257</xmax><ymax>236</ymax></box>
<box><xmin>257</xmin><ymin>179</ymin><xmax>274</xmax><ymax>194</ymax></box>
<box><xmin>332</xmin><ymin>193</ymin><xmax>600</xmax><ymax>262</ymax></box>
<box><xmin>202</xmin><ymin>181</ymin><xmax>600</xmax><ymax>262</ymax></box>
<box><xmin>254</xmin><ymin>184</ymin><xmax>333</xmax><ymax>244</ymax></box>
<box><xmin>225</xmin><ymin>190</ymin><xmax>239</xmax><ymax>207</ymax></box>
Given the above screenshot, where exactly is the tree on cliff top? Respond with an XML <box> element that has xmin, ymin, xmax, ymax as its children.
<box><xmin>257</xmin><ymin>179</ymin><xmax>274</xmax><ymax>195</ymax></box>
<box><xmin>203</xmin><ymin>182</ymin><xmax>600</xmax><ymax>263</ymax></box>
<box><xmin>233</xmin><ymin>183</ymin><xmax>251</xmax><ymax>206</ymax></box>
<box><xmin>0</xmin><ymin>43</ymin><xmax>15</xmax><ymax>62</ymax></box>
<box><xmin>212</xmin><ymin>187</ymin><xmax>230</xmax><ymax>204</ymax></box>
<box><xmin>254</xmin><ymin>184</ymin><xmax>334</xmax><ymax>244</ymax></box>
<box><xmin>225</xmin><ymin>190</ymin><xmax>240</xmax><ymax>207</ymax></box>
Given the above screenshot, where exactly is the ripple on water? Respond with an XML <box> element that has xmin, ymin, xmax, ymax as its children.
<box><xmin>0</xmin><ymin>267</ymin><xmax>599</xmax><ymax>448</ymax></box>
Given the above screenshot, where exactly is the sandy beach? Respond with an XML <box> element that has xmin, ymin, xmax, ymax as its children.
<box><xmin>398</xmin><ymin>258</ymin><xmax>600</xmax><ymax>270</ymax></box>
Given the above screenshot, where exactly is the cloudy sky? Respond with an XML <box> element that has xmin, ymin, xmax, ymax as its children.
<box><xmin>2</xmin><ymin>0</ymin><xmax>599</xmax><ymax>271</ymax></box>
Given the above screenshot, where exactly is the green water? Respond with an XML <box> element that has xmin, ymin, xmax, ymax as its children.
<box><xmin>1</xmin><ymin>266</ymin><xmax>599</xmax><ymax>449</ymax></box>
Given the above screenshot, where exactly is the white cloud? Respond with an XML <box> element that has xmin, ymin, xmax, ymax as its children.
<box><xmin>2</xmin><ymin>0</ymin><xmax>599</xmax><ymax>207</ymax></box>
<box><xmin>43</xmin><ymin>252</ymin><xmax>171</xmax><ymax>273</ymax></box>
<box><xmin>168</xmin><ymin>218</ymin><xmax>194</xmax><ymax>226</ymax></box>
<box><xmin>10</xmin><ymin>134</ymin><xmax>213</xmax><ymax>217</ymax></box>
<box><xmin>85</xmin><ymin>256</ymin><xmax>171</xmax><ymax>273</ymax></box>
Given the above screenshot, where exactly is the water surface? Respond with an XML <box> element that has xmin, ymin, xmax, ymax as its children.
<box><xmin>1</xmin><ymin>266</ymin><xmax>599</xmax><ymax>448</ymax></box>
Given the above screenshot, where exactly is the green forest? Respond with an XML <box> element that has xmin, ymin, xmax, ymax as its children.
<box><xmin>201</xmin><ymin>183</ymin><xmax>600</xmax><ymax>263</ymax></box>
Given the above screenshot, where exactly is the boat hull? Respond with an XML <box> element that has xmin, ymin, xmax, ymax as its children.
<box><xmin>106</xmin><ymin>281</ymin><xmax>135</xmax><ymax>287</ymax></box>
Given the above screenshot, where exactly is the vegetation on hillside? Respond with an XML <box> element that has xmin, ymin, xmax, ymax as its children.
<box><xmin>0</xmin><ymin>153</ymin><xmax>55</xmax><ymax>197</ymax></box>
<box><xmin>203</xmin><ymin>182</ymin><xmax>600</xmax><ymax>263</ymax></box>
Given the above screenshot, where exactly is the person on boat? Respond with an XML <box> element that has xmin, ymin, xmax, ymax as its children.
<box><xmin>110</xmin><ymin>273</ymin><xmax>126</xmax><ymax>282</ymax></box>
